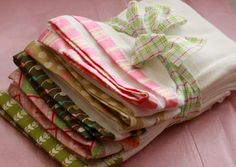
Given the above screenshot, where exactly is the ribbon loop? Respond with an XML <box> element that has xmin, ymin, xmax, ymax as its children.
<box><xmin>108</xmin><ymin>1</ymin><xmax>205</xmax><ymax>67</ymax></box>
<box><xmin>109</xmin><ymin>1</ymin><xmax>187</xmax><ymax>37</ymax></box>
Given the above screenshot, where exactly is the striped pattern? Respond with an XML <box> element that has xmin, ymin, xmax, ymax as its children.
<box><xmin>46</xmin><ymin>17</ymin><xmax>157</xmax><ymax>110</ymax></box>
<box><xmin>75</xmin><ymin>16</ymin><xmax>179</xmax><ymax>109</ymax></box>
<box><xmin>158</xmin><ymin>56</ymin><xmax>201</xmax><ymax>123</ymax></box>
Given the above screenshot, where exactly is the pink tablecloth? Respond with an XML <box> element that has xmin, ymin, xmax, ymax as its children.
<box><xmin>0</xmin><ymin>0</ymin><xmax>236</xmax><ymax>166</ymax></box>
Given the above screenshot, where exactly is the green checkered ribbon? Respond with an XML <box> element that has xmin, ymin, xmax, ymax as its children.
<box><xmin>108</xmin><ymin>1</ymin><xmax>206</xmax><ymax>119</ymax></box>
<box><xmin>109</xmin><ymin>1</ymin><xmax>186</xmax><ymax>37</ymax></box>
<box><xmin>134</xmin><ymin>33</ymin><xmax>205</xmax><ymax>67</ymax></box>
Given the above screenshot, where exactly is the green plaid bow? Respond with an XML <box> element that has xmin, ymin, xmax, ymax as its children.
<box><xmin>109</xmin><ymin>1</ymin><xmax>187</xmax><ymax>37</ymax></box>
<box><xmin>108</xmin><ymin>0</ymin><xmax>206</xmax><ymax>120</ymax></box>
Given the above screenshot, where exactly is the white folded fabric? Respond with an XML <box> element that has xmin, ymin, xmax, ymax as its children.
<box><xmin>114</xmin><ymin>0</ymin><xmax>236</xmax><ymax>113</ymax></box>
<box><xmin>91</xmin><ymin>0</ymin><xmax>236</xmax><ymax>164</ymax></box>
<box><xmin>39</xmin><ymin>0</ymin><xmax>236</xmax><ymax>134</ymax></box>
<box><xmin>36</xmin><ymin>0</ymin><xmax>236</xmax><ymax>166</ymax></box>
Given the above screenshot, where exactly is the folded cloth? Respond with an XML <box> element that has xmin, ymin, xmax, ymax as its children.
<box><xmin>31</xmin><ymin>66</ymin><xmax>180</xmax><ymax>166</ymax></box>
<box><xmin>0</xmin><ymin>91</ymin><xmax>87</xmax><ymax>167</ymax></box>
<box><xmin>39</xmin><ymin>0</ymin><xmax>236</xmax><ymax>121</ymax></box>
<box><xmin>25</xmin><ymin>41</ymin><xmax>143</xmax><ymax>130</ymax></box>
<box><xmin>9</xmin><ymin>69</ymin><xmax>146</xmax><ymax>151</ymax></box>
<box><xmin>105</xmin><ymin>0</ymin><xmax>236</xmax><ymax>122</ymax></box>
<box><xmin>8</xmin><ymin>69</ymin><xmax>149</xmax><ymax>150</ymax></box>
<box><xmin>9</xmin><ymin>69</ymin><xmax>93</xmax><ymax>146</ymax></box>
<box><xmin>49</xmin><ymin>66</ymin><xmax>180</xmax><ymax>133</ymax></box>
<box><xmin>13</xmin><ymin>51</ymin><xmax>147</xmax><ymax>140</ymax></box>
<box><xmin>39</xmin><ymin>29</ymin><xmax>163</xmax><ymax>116</ymax></box>
<box><xmin>8</xmin><ymin>83</ymin><xmax>124</xmax><ymax>159</ymax></box>
<box><xmin>13</xmin><ymin>52</ymin><xmax>116</xmax><ymax>140</ymax></box>
<box><xmin>0</xmin><ymin>91</ymin><xmax>172</xmax><ymax>167</ymax></box>
<box><xmin>8</xmin><ymin>83</ymin><xmax>90</xmax><ymax>159</ymax></box>
<box><xmin>2</xmin><ymin>0</ymin><xmax>236</xmax><ymax>166</ymax></box>
<box><xmin>38</xmin><ymin>3</ymin><xmax>203</xmax><ymax>116</ymax></box>
<box><xmin>25</xmin><ymin>40</ymin><xmax>181</xmax><ymax>133</ymax></box>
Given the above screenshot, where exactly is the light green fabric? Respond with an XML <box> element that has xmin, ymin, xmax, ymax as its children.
<box><xmin>109</xmin><ymin>1</ymin><xmax>186</xmax><ymax>37</ymax></box>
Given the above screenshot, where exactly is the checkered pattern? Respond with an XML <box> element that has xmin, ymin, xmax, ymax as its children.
<box><xmin>157</xmin><ymin>37</ymin><xmax>205</xmax><ymax>121</ymax></box>
<box><xmin>165</xmin><ymin>37</ymin><xmax>205</xmax><ymax>66</ymax></box>
<box><xmin>133</xmin><ymin>33</ymin><xmax>168</xmax><ymax>66</ymax></box>
<box><xmin>108</xmin><ymin>1</ymin><xmax>206</xmax><ymax>120</ymax></box>
<box><xmin>109</xmin><ymin>1</ymin><xmax>187</xmax><ymax>37</ymax></box>
<box><xmin>134</xmin><ymin>35</ymin><xmax>205</xmax><ymax>119</ymax></box>
<box><xmin>133</xmin><ymin>34</ymin><xmax>205</xmax><ymax>67</ymax></box>
<box><xmin>159</xmin><ymin>55</ymin><xmax>201</xmax><ymax>122</ymax></box>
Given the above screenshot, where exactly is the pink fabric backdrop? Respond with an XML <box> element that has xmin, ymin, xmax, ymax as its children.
<box><xmin>0</xmin><ymin>0</ymin><xmax>236</xmax><ymax>166</ymax></box>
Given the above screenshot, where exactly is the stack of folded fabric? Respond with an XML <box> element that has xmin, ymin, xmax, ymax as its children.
<box><xmin>1</xmin><ymin>0</ymin><xmax>236</xmax><ymax>166</ymax></box>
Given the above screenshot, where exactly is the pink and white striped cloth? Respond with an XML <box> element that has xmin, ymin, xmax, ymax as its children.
<box><xmin>39</xmin><ymin>15</ymin><xmax>182</xmax><ymax>115</ymax></box>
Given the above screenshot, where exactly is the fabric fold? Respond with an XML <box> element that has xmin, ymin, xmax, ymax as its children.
<box><xmin>1</xmin><ymin>0</ymin><xmax>236</xmax><ymax>167</ymax></box>
<box><xmin>8</xmin><ymin>83</ymin><xmax>124</xmax><ymax>159</ymax></box>
<box><xmin>25</xmin><ymin>41</ymin><xmax>143</xmax><ymax>130</ymax></box>
<box><xmin>13</xmin><ymin>52</ymin><xmax>115</xmax><ymax>140</ymax></box>
<box><xmin>0</xmin><ymin>91</ymin><xmax>87</xmax><ymax>167</ymax></box>
<box><xmin>47</xmin><ymin>17</ymin><xmax>158</xmax><ymax>110</ymax></box>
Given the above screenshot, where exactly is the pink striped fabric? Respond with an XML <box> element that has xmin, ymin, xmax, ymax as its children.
<box><xmin>74</xmin><ymin>16</ymin><xmax>179</xmax><ymax>109</ymax></box>
<box><xmin>39</xmin><ymin>16</ymin><xmax>158</xmax><ymax>109</ymax></box>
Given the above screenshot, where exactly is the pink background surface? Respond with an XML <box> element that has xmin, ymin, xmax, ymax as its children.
<box><xmin>0</xmin><ymin>0</ymin><xmax>236</xmax><ymax>166</ymax></box>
